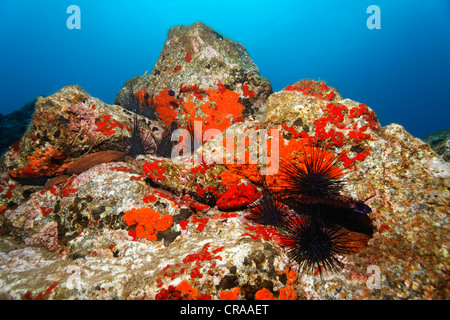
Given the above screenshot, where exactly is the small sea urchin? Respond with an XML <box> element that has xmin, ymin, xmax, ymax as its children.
<box><xmin>126</xmin><ymin>114</ymin><xmax>154</xmax><ymax>157</ymax></box>
<box><xmin>246</xmin><ymin>186</ymin><xmax>287</xmax><ymax>227</ymax></box>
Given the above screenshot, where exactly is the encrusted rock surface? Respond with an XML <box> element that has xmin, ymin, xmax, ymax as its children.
<box><xmin>114</xmin><ymin>21</ymin><xmax>272</xmax><ymax>148</ymax></box>
<box><xmin>1</xmin><ymin>85</ymin><xmax>164</xmax><ymax>177</ymax></box>
<box><xmin>0</xmin><ymin>23</ymin><xmax>448</xmax><ymax>300</ymax></box>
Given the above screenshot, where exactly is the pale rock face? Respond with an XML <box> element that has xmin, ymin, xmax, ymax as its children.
<box><xmin>0</xmin><ymin>23</ymin><xmax>448</xmax><ymax>300</ymax></box>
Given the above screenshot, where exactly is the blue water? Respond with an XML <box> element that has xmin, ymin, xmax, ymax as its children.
<box><xmin>0</xmin><ymin>0</ymin><xmax>449</xmax><ymax>139</ymax></box>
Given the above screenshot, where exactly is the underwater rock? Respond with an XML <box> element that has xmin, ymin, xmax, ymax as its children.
<box><xmin>0</xmin><ymin>218</ymin><xmax>290</xmax><ymax>300</ymax></box>
<box><xmin>0</xmin><ymin>24</ymin><xmax>449</xmax><ymax>300</ymax></box>
<box><xmin>114</xmin><ymin>21</ymin><xmax>272</xmax><ymax>143</ymax></box>
<box><xmin>259</xmin><ymin>84</ymin><xmax>449</xmax><ymax>299</ymax></box>
<box><xmin>1</xmin><ymin>85</ymin><xmax>165</xmax><ymax>183</ymax></box>
<box><xmin>423</xmin><ymin>128</ymin><xmax>450</xmax><ymax>162</ymax></box>
<box><xmin>1</xmin><ymin>162</ymin><xmax>142</xmax><ymax>252</ymax></box>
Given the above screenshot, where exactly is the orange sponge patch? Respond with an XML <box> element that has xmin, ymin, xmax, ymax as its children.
<box><xmin>154</xmin><ymin>89</ymin><xmax>178</xmax><ymax>126</ymax></box>
<box><xmin>254</xmin><ymin>288</ymin><xmax>277</xmax><ymax>300</ymax></box>
<box><xmin>123</xmin><ymin>208</ymin><xmax>173</xmax><ymax>241</ymax></box>
<box><xmin>9</xmin><ymin>148</ymin><xmax>71</xmax><ymax>178</ymax></box>
<box><xmin>182</xmin><ymin>85</ymin><xmax>245</xmax><ymax>135</ymax></box>
<box><xmin>176</xmin><ymin>280</ymin><xmax>199</xmax><ymax>300</ymax></box>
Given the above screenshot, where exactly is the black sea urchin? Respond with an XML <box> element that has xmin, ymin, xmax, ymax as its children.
<box><xmin>246</xmin><ymin>186</ymin><xmax>287</xmax><ymax>227</ymax></box>
<box><xmin>279</xmin><ymin>214</ymin><xmax>352</xmax><ymax>276</ymax></box>
<box><xmin>278</xmin><ymin>145</ymin><xmax>344</xmax><ymax>204</ymax></box>
<box><xmin>127</xmin><ymin>114</ymin><xmax>154</xmax><ymax>157</ymax></box>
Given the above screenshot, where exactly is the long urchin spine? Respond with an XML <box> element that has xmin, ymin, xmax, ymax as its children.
<box><xmin>277</xmin><ymin>145</ymin><xmax>345</xmax><ymax>204</ymax></box>
<box><xmin>245</xmin><ymin>186</ymin><xmax>287</xmax><ymax>227</ymax></box>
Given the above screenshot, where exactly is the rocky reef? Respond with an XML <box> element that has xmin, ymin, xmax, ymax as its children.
<box><xmin>0</xmin><ymin>22</ymin><xmax>448</xmax><ymax>300</ymax></box>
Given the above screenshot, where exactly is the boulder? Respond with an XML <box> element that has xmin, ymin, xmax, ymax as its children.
<box><xmin>0</xmin><ymin>85</ymin><xmax>164</xmax><ymax>184</ymax></box>
<box><xmin>114</xmin><ymin>22</ymin><xmax>272</xmax><ymax>145</ymax></box>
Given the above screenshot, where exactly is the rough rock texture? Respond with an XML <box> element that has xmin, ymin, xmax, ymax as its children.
<box><xmin>0</xmin><ymin>24</ymin><xmax>448</xmax><ymax>300</ymax></box>
<box><xmin>114</xmin><ymin>22</ymin><xmax>272</xmax><ymax>140</ymax></box>
<box><xmin>423</xmin><ymin>128</ymin><xmax>450</xmax><ymax>162</ymax></box>
<box><xmin>0</xmin><ymin>86</ymin><xmax>164</xmax><ymax>182</ymax></box>
<box><xmin>261</xmin><ymin>82</ymin><xmax>449</xmax><ymax>299</ymax></box>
